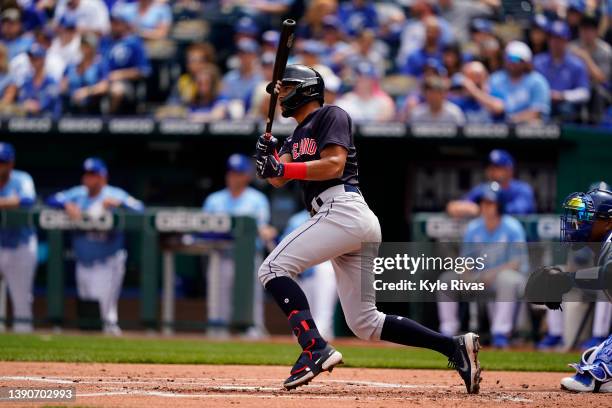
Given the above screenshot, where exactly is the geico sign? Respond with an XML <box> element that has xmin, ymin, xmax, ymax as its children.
<box><xmin>154</xmin><ymin>211</ymin><xmax>231</xmax><ymax>233</ymax></box>
<box><xmin>39</xmin><ymin>210</ymin><xmax>114</xmax><ymax>230</ymax></box>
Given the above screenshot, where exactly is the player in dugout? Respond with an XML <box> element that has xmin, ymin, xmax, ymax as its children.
<box><xmin>447</xmin><ymin>149</ymin><xmax>536</xmax><ymax>218</ymax></box>
<box><xmin>46</xmin><ymin>158</ymin><xmax>144</xmax><ymax>335</ymax></box>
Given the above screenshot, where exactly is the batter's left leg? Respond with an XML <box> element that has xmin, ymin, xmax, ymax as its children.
<box><xmin>332</xmin><ymin>247</ymin><xmax>482</xmax><ymax>394</ymax></box>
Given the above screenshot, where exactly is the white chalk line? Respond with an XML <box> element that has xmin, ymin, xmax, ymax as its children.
<box><xmin>0</xmin><ymin>376</ymin><xmax>446</xmax><ymax>389</ymax></box>
<box><xmin>0</xmin><ymin>376</ymin><xmax>533</xmax><ymax>403</ymax></box>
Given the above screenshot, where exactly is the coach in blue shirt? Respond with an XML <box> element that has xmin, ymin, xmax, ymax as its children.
<box><xmin>487</xmin><ymin>41</ymin><xmax>551</xmax><ymax>124</ymax></box>
<box><xmin>447</xmin><ymin>149</ymin><xmax>536</xmax><ymax>217</ymax></box>
<box><xmin>401</xmin><ymin>16</ymin><xmax>444</xmax><ymax>78</ymax></box>
<box><xmin>46</xmin><ymin>158</ymin><xmax>144</xmax><ymax>335</ymax></box>
<box><xmin>534</xmin><ymin>20</ymin><xmax>590</xmax><ymax>122</ymax></box>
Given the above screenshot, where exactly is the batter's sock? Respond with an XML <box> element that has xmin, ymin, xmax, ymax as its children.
<box><xmin>380</xmin><ymin>315</ymin><xmax>456</xmax><ymax>358</ymax></box>
<box><xmin>265</xmin><ymin>276</ymin><xmax>327</xmax><ymax>350</ymax></box>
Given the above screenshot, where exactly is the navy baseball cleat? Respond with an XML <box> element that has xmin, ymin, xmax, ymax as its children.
<box><xmin>284</xmin><ymin>344</ymin><xmax>343</xmax><ymax>390</ymax></box>
<box><xmin>448</xmin><ymin>332</ymin><xmax>482</xmax><ymax>394</ymax></box>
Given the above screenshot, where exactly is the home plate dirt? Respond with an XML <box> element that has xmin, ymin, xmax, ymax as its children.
<box><xmin>0</xmin><ymin>362</ymin><xmax>607</xmax><ymax>407</ymax></box>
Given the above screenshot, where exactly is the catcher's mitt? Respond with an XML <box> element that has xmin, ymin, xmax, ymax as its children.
<box><xmin>524</xmin><ymin>266</ymin><xmax>573</xmax><ymax>310</ymax></box>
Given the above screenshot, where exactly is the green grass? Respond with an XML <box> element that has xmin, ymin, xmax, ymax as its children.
<box><xmin>0</xmin><ymin>333</ymin><xmax>578</xmax><ymax>372</ymax></box>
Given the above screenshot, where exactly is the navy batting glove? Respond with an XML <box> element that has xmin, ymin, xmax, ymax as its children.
<box><xmin>255</xmin><ymin>134</ymin><xmax>278</xmax><ymax>159</ymax></box>
<box><xmin>256</xmin><ymin>154</ymin><xmax>284</xmax><ymax>178</ymax></box>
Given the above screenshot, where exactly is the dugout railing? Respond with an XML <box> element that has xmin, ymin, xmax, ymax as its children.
<box><xmin>0</xmin><ymin>208</ymin><xmax>257</xmax><ymax>331</ymax></box>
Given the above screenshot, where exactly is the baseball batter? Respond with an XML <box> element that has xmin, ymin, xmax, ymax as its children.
<box><xmin>0</xmin><ymin>143</ymin><xmax>37</xmax><ymax>333</ymax></box>
<box><xmin>254</xmin><ymin>65</ymin><xmax>481</xmax><ymax>393</ymax></box>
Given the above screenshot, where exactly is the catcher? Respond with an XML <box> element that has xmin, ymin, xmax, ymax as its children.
<box><xmin>525</xmin><ymin>186</ymin><xmax>612</xmax><ymax>392</ymax></box>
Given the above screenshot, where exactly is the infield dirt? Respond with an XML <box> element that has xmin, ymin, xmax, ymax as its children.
<box><xmin>0</xmin><ymin>362</ymin><xmax>609</xmax><ymax>407</ymax></box>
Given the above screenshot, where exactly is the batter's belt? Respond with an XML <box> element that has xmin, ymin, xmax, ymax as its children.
<box><xmin>310</xmin><ymin>184</ymin><xmax>362</xmax><ymax>216</ymax></box>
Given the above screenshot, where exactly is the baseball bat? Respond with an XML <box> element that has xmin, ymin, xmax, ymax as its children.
<box><xmin>264</xmin><ymin>19</ymin><xmax>296</xmax><ymax>139</ymax></box>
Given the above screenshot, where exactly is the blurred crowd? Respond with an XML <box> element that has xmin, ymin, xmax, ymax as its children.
<box><xmin>1</xmin><ymin>0</ymin><xmax>612</xmax><ymax>125</ymax></box>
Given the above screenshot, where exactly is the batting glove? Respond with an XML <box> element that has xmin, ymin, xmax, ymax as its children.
<box><xmin>256</xmin><ymin>154</ymin><xmax>284</xmax><ymax>178</ymax></box>
<box><xmin>255</xmin><ymin>133</ymin><xmax>278</xmax><ymax>159</ymax></box>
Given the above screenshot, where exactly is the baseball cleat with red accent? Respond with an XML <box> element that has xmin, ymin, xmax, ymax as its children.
<box><xmin>448</xmin><ymin>332</ymin><xmax>482</xmax><ymax>394</ymax></box>
<box><xmin>283</xmin><ymin>344</ymin><xmax>343</xmax><ymax>390</ymax></box>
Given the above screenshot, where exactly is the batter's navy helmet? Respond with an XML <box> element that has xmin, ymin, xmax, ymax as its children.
<box><xmin>267</xmin><ymin>64</ymin><xmax>325</xmax><ymax>118</ymax></box>
<box><xmin>561</xmin><ymin>187</ymin><xmax>612</xmax><ymax>242</ymax></box>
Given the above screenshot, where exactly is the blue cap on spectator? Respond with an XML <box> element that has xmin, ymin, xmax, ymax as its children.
<box><xmin>424</xmin><ymin>58</ymin><xmax>447</xmax><ymax>76</ymax></box>
<box><xmin>227</xmin><ymin>154</ymin><xmax>252</xmax><ymax>173</ymax></box>
<box><xmin>0</xmin><ymin>143</ymin><xmax>15</xmax><ymax>163</ymax></box>
<box><xmin>28</xmin><ymin>43</ymin><xmax>46</xmax><ymax>58</ymax></box>
<box><xmin>39</xmin><ymin>25</ymin><xmax>55</xmax><ymax>40</ymax></box>
<box><xmin>235</xmin><ymin>17</ymin><xmax>259</xmax><ymax>36</ymax></box>
<box><xmin>322</xmin><ymin>15</ymin><xmax>341</xmax><ymax>30</ymax></box>
<box><xmin>59</xmin><ymin>14</ymin><xmax>77</xmax><ymax>29</ymax></box>
<box><xmin>301</xmin><ymin>40</ymin><xmax>325</xmax><ymax>55</ymax></box>
<box><xmin>568</xmin><ymin>0</ymin><xmax>586</xmax><ymax>13</ymax></box>
<box><xmin>237</xmin><ymin>38</ymin><xmax>259</xmax><ymax>54</ymax></box>
<box><xmin>531</xmin><ymin>13</ymin><xmax>548</xmax><ymax>31</ymax></box>
<box><xmin>355</xmin><ymin>61</ymin><xmax>378</xmax><ymax>78</ymax></box>
<box><xmin>83</xmin><ymin>157</ymin><xmax>108</xmax><ymax>176</ymax></box>
<box><xmin>471</xmin><ymin>18</ymin><xmax>493</xmax><ymax>34</ymax></box>
<box><xmin>548</xmin><ymin>20</ymin><xmax>571</xmax><ymax>40</ymax></box>
<box><xmin>262</xmin><ymin>30</ymin><xmax>280</xmax><ymax>45</ymax></box>
<box><xmin>488</xmin><ymin>149</ymin><xmax>514</xmax><ymax>167</ymax></box>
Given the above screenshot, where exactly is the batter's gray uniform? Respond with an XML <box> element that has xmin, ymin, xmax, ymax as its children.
<box><xmin>258</xmin><ymin>106</ymin><xmax>386</xmax><ymax>341</ymax></box>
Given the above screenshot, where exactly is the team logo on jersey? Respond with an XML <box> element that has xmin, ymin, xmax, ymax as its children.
<box><xmin>292</xmin><ymin>138</ymin><xmax>317</xmax><ymax>160</ymax></box>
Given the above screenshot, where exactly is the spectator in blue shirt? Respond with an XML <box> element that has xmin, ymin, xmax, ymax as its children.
<box><xmin>102</xmin><ymin>9</ymin><xmax>151</xmax><ymax>114</ymax></box>
<box><xmin>487</xmin><ymin>41</ymin><xmax>551</xmax><ymax>123</ymax></box>
<box><xmin>401</xmin><ymin>16</ymin><xmax>444</xmax><ymax>78</ymax></box>
<box><xmin>447</xmin><ymin>149</ymin><xmax>536</xmax><ymax>217</ymax></box>
<box><xmin>18</xmin><ymin>44</ymin><xmax>61</xmax><ymax>118</ymax></box>
<box><xmin>337</xmin><ymin>0</ymin><xmax>378</xmax><ymax>37</ymax></box>
<box><xmin>1</xmin><ymin>8</ymin><xmax>33</xmax><ymax>61</ymax></box>
<box><xmin>61</xmin><ymin>34</ymin><xmax>109</xmax><ymax>114</ymax></box>
<box><xmin>534</xmin><ymin>20</ymin><xmax>590</xmax><ymax>122</ymax></box>
<box><xmin>46</xmin><ymin>158</ymin><xmax>144</xmax><ymax>335</ymax></box>
<box><xmin>114</xmin><ymin>0</ymin><xmax>172</xmax><ymax>41</ymax></box>
<box><xmin>448</xmin><ymin>61</ymin><xmax>493</xmax><ymax>123</ymax></box>
<box><xmin>220</xmin><ymin>38</ymin><xmax>262</xmax><ymax>116</ymax></box>
<box><xmin>19</xmin><ymin>0</ymin><xmax>47</xmax><ymax>32</ymax></box>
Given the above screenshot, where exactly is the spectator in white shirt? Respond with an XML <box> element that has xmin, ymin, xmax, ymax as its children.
<box><xmin>336</xmin><ymin>62</ymin><xmax>395</xmax><ymax>122</ymax></box>
<box><xmin>54</xmin><ymin>0</ymin><xmax>110</xmax><ymax>36</ymax></box>
<box><xmin>48</xmin><ymin>15</ymin><xmax>82</xmax><ymax>70</ymax></box>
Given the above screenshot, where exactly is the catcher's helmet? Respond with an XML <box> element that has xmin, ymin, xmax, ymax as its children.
<box><xmin>561</xmin><ymin>188</ymin><xmax>612</xmax><ymax>242</ymax></box>
<box><xmin>267</xmin><ymin>64</ymin><xmax>325</xmax><ymax>117</ymax></box>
